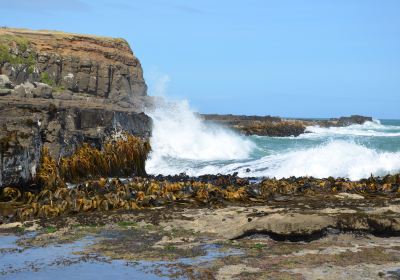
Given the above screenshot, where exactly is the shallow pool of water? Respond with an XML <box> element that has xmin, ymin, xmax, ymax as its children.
<box><xmin>0</xmin><ymin>234</ymin><xmax>241</xmax><ymax>280</ymax></box>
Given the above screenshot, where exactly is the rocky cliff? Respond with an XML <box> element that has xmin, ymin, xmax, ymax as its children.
<box><xmin>0</xmin><ymin>28</ymin><xmax>152</xmax><ymax>188</ymax></box>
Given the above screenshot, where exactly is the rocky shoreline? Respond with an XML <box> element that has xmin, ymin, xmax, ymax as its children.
<box><xmin>201</xmin><ymin>114</ymin><xmax>373</xmax><ymax>137</ymax></box>
<box><xmin>1</xmin><ymin>28</ymin><xmax>399</xmax><ymax>280</ymax></box>
<box><xmin>0</xmin><ymin>27</ymin><xmax>373</xmax><ymax>188</ymax></box>
<box><xmin>1</xmin><ymin>173</ymin><xmax>400</xmax><ymax>279</ymax></box>
<box><xmin>0</xmin><ymin>28</ymin><xmax>152</xmax><ymax>188</ymax></box>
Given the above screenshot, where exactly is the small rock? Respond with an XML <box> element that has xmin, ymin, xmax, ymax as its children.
<box><xmin>32</xmin><ymin>82</ymin><xmax>53</xmax><ymax>99</ymax></box>
<box><xmin>14</xmin><ymin>82</ymin><xmax>35</xmax><ymax>97</ymax></box>
<box><xmin>0</xmin><ymin>88</ymin><xmax>12</xmax><ymax>96</ymax></box>
<box><xmin>335</xmin><ymin>192</ymin><xmax>365</xmax><ymax>200</ymax></box>
<box><xmin>0</xmin><ymin>74</ymin><xmax>14</xmax><ymax>89</ymax></box>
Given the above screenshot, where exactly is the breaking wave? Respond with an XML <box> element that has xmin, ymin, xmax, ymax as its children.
<box><xmin>144</xmin><ymin>95</ymin><xmax>400</xmax><ymax>180</ymax></box>
<box><xmin>215</xmin><ymin>140</ymin><xmax>400</xmax><ymax>180</ymax></box>
<box><xmin>146</xmin><ymin>99</ymin><xmax>255</xmax><ymax>174</ymax></box>
<box><xmin>302</xmin><ymin>120</ymin><xmax>400</xmax><ymax>138</ymax></box>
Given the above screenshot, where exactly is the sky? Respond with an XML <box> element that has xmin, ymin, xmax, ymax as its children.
<box><xmin>1</xmin><ymin>0</ymin><xmax>400</xmax><ymax>118</ymax></box>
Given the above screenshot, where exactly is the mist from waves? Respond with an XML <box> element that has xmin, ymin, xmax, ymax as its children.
<box><xmin>201</xmin><ymin>139</ymin><xmax>400</xmax><ymax>180</ymax></box>
<box><xmin>302</xmin><ymin>119</ymin><xmax>400</xmax><ymax>138</ymax></box>
<box><xmin>145</xmin><ymin>108</ymin><xmax>400</xmax><ymax>181</ymax></box>
<box><xmin>145</xmin><ymin>98</ymin><xmax>255</xmax><ymax>174</ymax></box>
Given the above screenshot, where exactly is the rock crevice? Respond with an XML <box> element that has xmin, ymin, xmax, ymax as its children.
<box><xmin>0</xmin><ymin>28</ymin><xmax>152</xmax><ymax>188</ymax></box>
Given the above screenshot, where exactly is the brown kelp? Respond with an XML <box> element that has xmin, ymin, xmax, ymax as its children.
<box><xmin>59</xmin><ymin>135</ymin><xmax>150</xmax><ymax>182</ymax></box>
<box><xmin>0</xmin><ymin>173</ymin><xmax>399</xmax><ymax>221</ymax></box>
<box><xmin>36</xmin><ymin>147</ymin><xmax>63</xmax><ymax>190</ymax></box>
<box><xmin>1</xmin><ymin>132</ymin><xmax>400</xmax><ymax>222</ymax></box>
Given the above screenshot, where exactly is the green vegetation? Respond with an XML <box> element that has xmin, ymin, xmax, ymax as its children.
<box><xmin>164</xmin><ymin>244</ymin><xmax>177</xmax><ymax>251</ymax></box>
<box><xmin>45</xmin><ymin>226</ymin><xmax>57</xmax><ymax>234</ymax></box>
<box><xmin>115</xmin><ymin>38</ymin><xmax>129</xmax><ymax>45</ymax></box>
<box><xmin>16</xmin><ymin>225</ymin><xmax>25</xmax><ymax>233</ymax></box>
<box><xmin>86</xmin><ymin>223</ymin><xmax>99</xmax><ymax>228</ymax></box>
<box><xmin>54</xmin><ymin>85</ymin><xmax>65</xmax><ymax>92</ymax></box>
<box><xmin>40</xmin><ymin>72</ymin><xmax>56</xmax><ymax>86</ymax></box>
<box><xmin>0</xmin><ymin>36</ymin><xmax>36</xmax><ymax>71</ymax></box>
<box><xmin>0</xmin><ymin>44</ymin><xmax>11</xmax><ymax>64</ymax></box>
<box><xmin>252</xmin><ymin>243</ymin><xmax>266</xmax><ymax>250</ymax></box>
<box><xmin>14</xmin><ymin>37</ymin><xmax>29</xmax><ymax>52</ymax></box>
<box><xmin>27</xmin><ymin>65</ymin><xmax>35</xmax><ymax>75</ymax></box>
<box><xmin>0</xmin><ymin>34</ymin><xmax>29</xmax><ymax>50</ymax></box>
<box><xmin>117</xmin><ymin>221</ymin><xmax>137</xmax><ymax>227</ymax></box>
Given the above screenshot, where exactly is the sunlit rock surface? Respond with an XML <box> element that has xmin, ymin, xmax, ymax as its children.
<box><xmin>0</xmin><ymin>28</ymin><xmax>152</xmax><ymax>187</ymax></box>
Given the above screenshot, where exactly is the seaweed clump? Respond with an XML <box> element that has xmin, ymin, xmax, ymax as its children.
<box><xmin>0</xmin><ymin>172</ymin><xmax>400</xmax><ymax>221</ymax></box>
<box><xmin>59</xmin><ymin>135</ymin><xmax>150</xmax><ymax>182</ymax></box>
<box><xmin>36</xmin><ymin>147</ymin><xmax>63</xmax><ymax>190</ymax></box>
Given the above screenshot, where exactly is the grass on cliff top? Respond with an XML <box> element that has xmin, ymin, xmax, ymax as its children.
<box><xmin>0</xmin><ymin>33</ymin><xmax>36</xmax><ymax>72</ymax></box>
<box><xmin>0</xmin><ymin>33</ymin><xmax>30</xmax><ymax>51</ymax></box>
<box><xmin>0</xmin><ymin>27</ymin><xmax>128</xmax><ymax>45</ymax></box>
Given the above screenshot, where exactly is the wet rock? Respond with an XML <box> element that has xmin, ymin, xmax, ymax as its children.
<box><xmin>0</xmin><ymin>28</ymin><xmax>152</xmax><ymax>188</ymax></box>
<box><xmin>335</xmin><ymin>193</ymin><xmax>365</xmax><ymax>200</ymax></box>
<box><xmin>162</xmin><ymin>202</ymin><xmax>400</xmax><ymax>240</ymax></box>
<box><xmin>202</xmin><ymin>114</ymin><xmax>373</xmax><ymax>137</ymax></box>
<box><xmin>336</xmin><ymin>115</ymin><xmax>373</xmax><ymax>126</ymax></box>
<box><xmin>1</xmin><ymin>171</ymin><xmax>398</xmax><ymax>222</ymax></box>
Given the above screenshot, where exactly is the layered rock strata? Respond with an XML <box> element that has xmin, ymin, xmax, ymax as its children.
<box><xmin>0</xmin><ymin>28</ymin><xmax>152</xmax><ymax>188</ymax></box>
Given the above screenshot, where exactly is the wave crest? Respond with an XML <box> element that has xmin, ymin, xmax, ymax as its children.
<box><xmin>146</xmin><ymin>100</ymin><xmax>255</xmax><ymax>174</ymax></box>
<box><xmin>160</xmin><ymin>140</ymin><xmax>400</xmax><ymax>180</ymax></box>
<box><xmin>216</xmin><ymin>140</ymin><xmax>400</xmax><ymax>180</ymax></box>
<box><xmin>303</xmin><ymin>121</ymin><xmax>400</xmax><ymax>138</ymax></box>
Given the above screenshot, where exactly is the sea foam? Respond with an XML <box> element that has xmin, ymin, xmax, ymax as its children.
<box><xmin>153</xmin><ymin>140</ymin><xmax>400</xmax><ymax>180</ymax></box>
<box><xmin>236</xmin><ymin>140</ymin><xmax>400</xmax><ymax>180</ymax></box>
<box><xmin>146</xmin><ymin>99</ymin><xmax>255</xmax><ymax>174</ymax></box>
<box><xmin>145</xmin><ymin>97</ymin><xmax>400</xmax><ymax>180</ymax></box>
<box><xmin>303</xmin><ymin>121</ymin><xmax>400</xmax><ymax>138</ymax></box>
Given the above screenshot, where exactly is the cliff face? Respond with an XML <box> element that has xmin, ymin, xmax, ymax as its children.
<box><xmin>0</xmin><ymin>28</ymin><xmax>147</xmax><ymax>108</ymax></box>
<box><xmin>0</xmin><ymin>28</ymin><xmax>152</xmax><ymax>188</ymax></box>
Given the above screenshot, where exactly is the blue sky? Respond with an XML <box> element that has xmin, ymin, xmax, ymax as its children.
<box><xmin>2</xmin><ymin>0</ymin><xmax>400</xmax><ymax>118</ymax></box>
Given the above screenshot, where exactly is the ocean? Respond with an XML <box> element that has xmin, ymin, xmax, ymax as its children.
<box><xmin>146</xmin><ymin>100</ymin><xmax>400</xmax><ymax>180</ymax></box>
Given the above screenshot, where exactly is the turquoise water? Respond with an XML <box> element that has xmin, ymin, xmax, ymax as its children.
<box><xmin>251</xmin><ymin>119</ymin><xmax>400</xmax><ymax>155</ymax></box>
<box><xmin>238</xmin><ymin>119</ymin><xmax>400</xmax><ymax>179</ymax></box>
<box><xmin>147</xmin><ymin>111</ymin><xmax>400</xmax><ymax>180</ymax></box>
